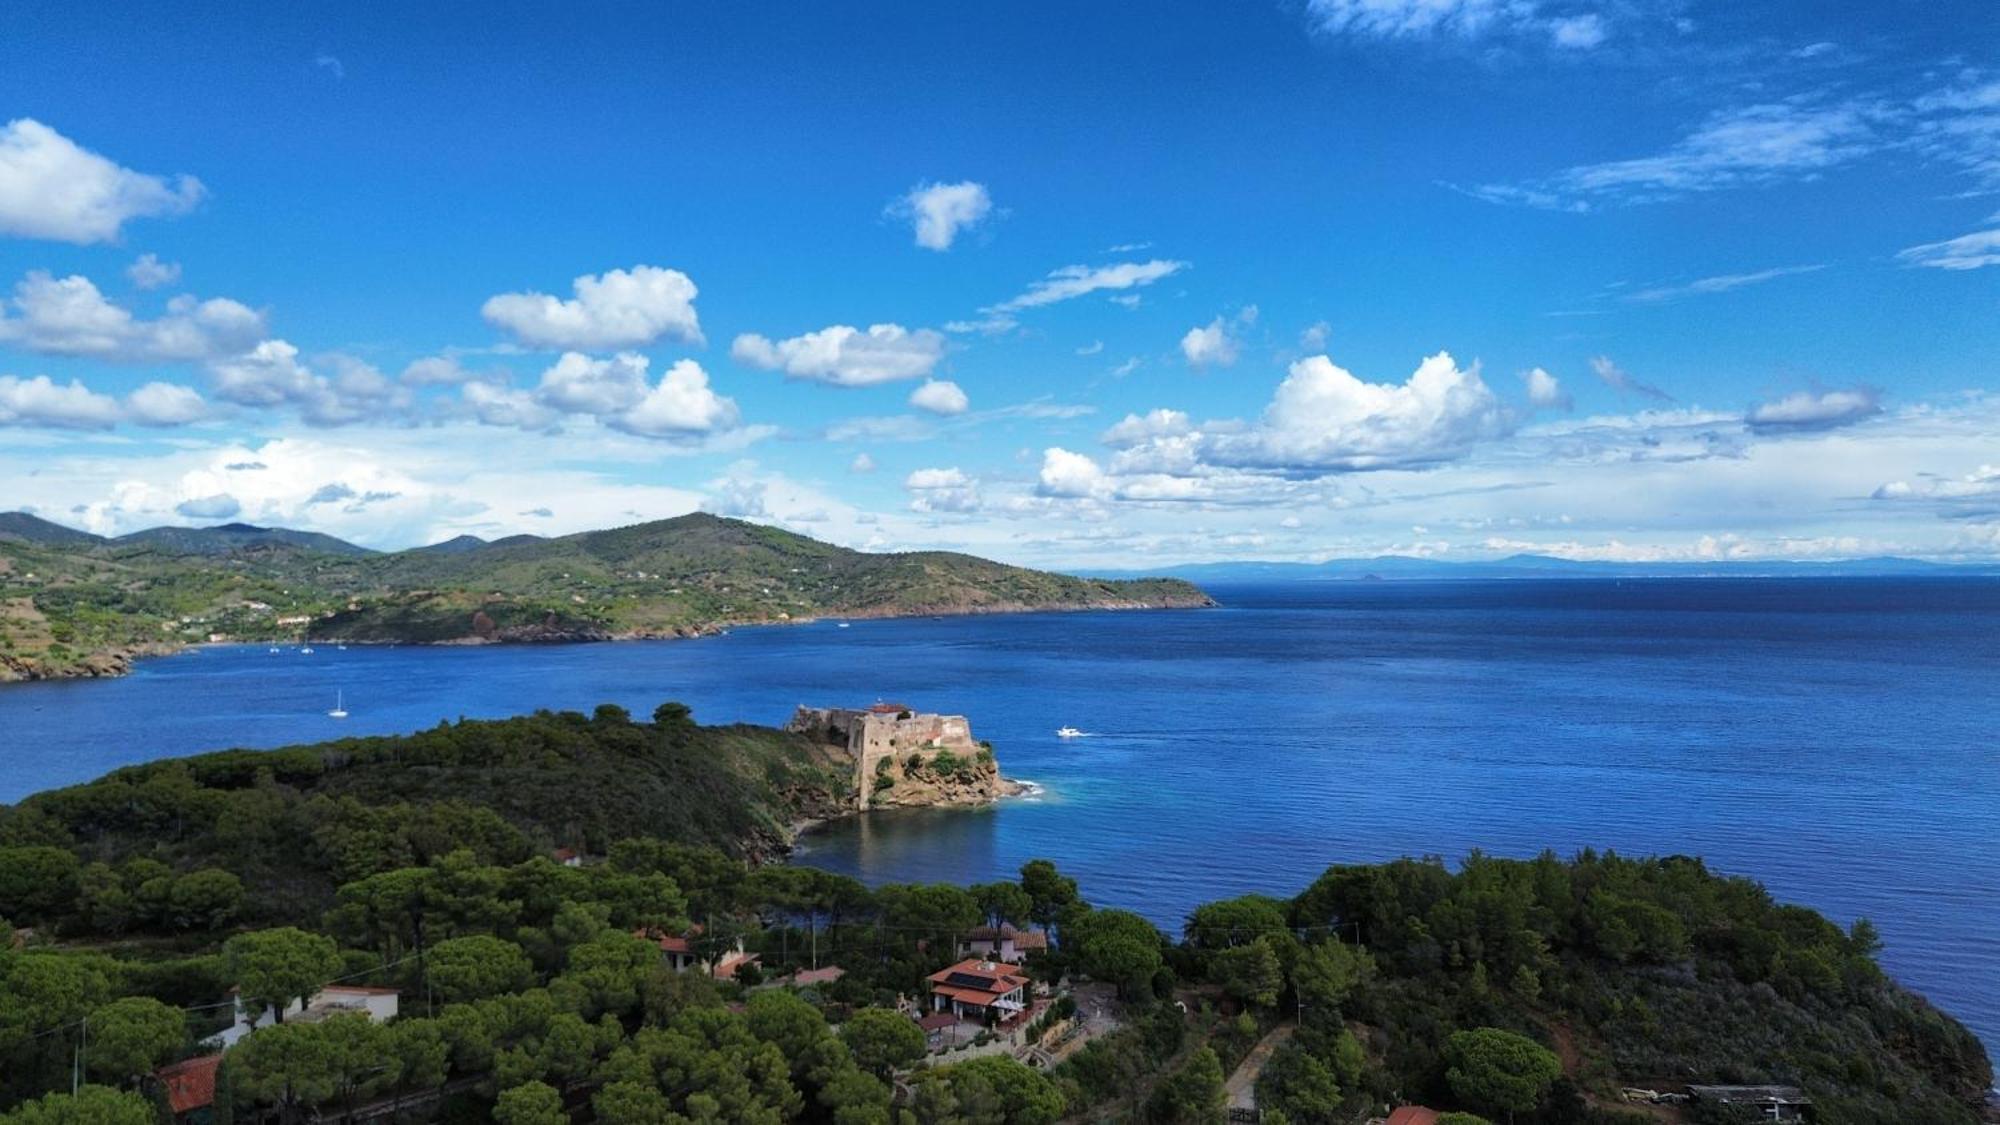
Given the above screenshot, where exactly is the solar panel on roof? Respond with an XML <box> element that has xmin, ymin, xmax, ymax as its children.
<box><xmin>946</xmin><ymin>971</ymin><xmax>997</xmax><ymax>989</ymax></box>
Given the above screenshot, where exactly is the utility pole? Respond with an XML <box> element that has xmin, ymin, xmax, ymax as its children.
<box><xmin>71</xmin><ymin>1014</ymin><xmax>87</xmax><ymax>1094</ymax></box>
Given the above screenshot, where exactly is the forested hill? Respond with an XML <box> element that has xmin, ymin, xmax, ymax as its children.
<box><xmin>0</xmin><ymin>704</ymin><xmax>851</xmax><ymax>921</ymax></box>
<box><xmin>0</xmin><ymin>511</ymin><xmax>1213</xmax><ymax>680</ymax></box>
<box><xmin>0</xmin><ymin>708</ymin><xmax>1990</xmax><ymax>1122</ymax></box>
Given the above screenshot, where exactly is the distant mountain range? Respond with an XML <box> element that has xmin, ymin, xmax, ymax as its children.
<box><xmin>0</xmin><ymin>511</ymin><xmax>1211</xmax><ymax>681</ymax></box>
<box><xmin>1082</xmin><ymin>553</ymin><xmax>2000</xmax><ymax>581</ymax></box>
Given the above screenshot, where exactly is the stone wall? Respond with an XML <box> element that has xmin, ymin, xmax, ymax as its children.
<box><xmin>787</xmin><ymin>705</ymin><xmax>989</xmax><ymax>810</ymax></box>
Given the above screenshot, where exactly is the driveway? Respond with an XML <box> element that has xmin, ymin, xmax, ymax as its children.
<box><xmin>1224</xmin><ymin>1024</ymin><xmax>1296</xmax><ymax>1110</ymax></box>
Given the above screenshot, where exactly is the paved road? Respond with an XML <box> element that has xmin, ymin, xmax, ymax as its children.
<box><xmin>1224</xmin><ymin>1024</ymin><xmax>1296</xmax><ymax>1110</ymax></box>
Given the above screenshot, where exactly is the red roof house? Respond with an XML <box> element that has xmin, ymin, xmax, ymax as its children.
<box><xmin>157</xmin><ymin>1054</ymin><xmax>222</xmax><ymax>1120</ymax></box>
<box><xmin>1384</xmin><ymin>1108</ymin><xmax>1440</xmax><ymax>1125</ymax></box>
<box><xmin>925</xmin><ymin>957</ymin><xmax>1030</xmax><ymax>1020</ymax></box>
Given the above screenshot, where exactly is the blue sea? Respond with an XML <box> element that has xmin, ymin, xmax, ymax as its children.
<box><xmin>2</xmin><ymin>578</ymin><xmax>1996</xmax><ymax>1054</ymax></box>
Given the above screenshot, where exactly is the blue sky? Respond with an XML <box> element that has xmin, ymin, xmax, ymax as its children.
<box><xmin>1</xmin><ymin>0</ymin><xmax>1996</xmax><ymax>564</ymax></box>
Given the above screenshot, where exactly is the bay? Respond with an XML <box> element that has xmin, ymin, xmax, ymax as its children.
<box><xmin>2</xmin><ymin>577</ymin><xmax>1995</xmax><ymax>1052</ymax></box>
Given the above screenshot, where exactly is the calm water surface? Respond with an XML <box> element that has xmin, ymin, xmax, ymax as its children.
<box><xmin>2</xmin><ymin>578</ymin><xmax>1995</xmax><ymax>1052</ymax></box>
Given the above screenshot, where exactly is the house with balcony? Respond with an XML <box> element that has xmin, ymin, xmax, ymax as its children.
<box><xmin>925</xmin><ymin>957</ymin><xmax>1030</xmax><ymax>1022</ymax></box>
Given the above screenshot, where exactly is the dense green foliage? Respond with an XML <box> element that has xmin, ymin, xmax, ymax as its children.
<box><xmin>0</xmin><ymin>712</ymin><xmax>1989</xmax><ymax>1124</ymax></box>
<box><xmin>0</xmin><ymin>706</ymin><xmax>851</xmax><ymax>928</ymax></box>
<box><xmin>0</xmin><ymin>511</ymin><xmax>1210</xmax><ymax>678</ymax></box>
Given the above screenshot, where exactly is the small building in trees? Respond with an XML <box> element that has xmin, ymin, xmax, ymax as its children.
<box><xmin>643</xmin><ymin>929</ymin><xmax>702</xmax><ymax>972</ymax></box>
<box><xmin>210</xmin><ymin>984</ymin><xmax>401</xmax><ymax>1047</ymax></box>
<box><xmin>713</xmin><ymin>947</ymin><xmax>761</xmax><ymax>982</ymax></box>
<box><xmin>960</xmin><ymin>923</ymin><xmax>1047</xmax><ymax>963</ymax></box>
<box><xmin>788</xmin><ymin>965</ymin><xmax>846</xmax><ymax>988</ymax></box>
<box><xmin>155</xmin><ymin>1054</ymin><xmax>222</xmax><ymax>1124</ymax></box>
<box><xmin>917</xmin><ymin>1010</ymin><xmax>961</xmax><ymax>1050</ymax></box>
<box><xmin>1687</xmin><ymin>1085</ymin><xmax>1812</xmax><ymax>1121</ymax></box>
<box><xmin>290</xmin><ymin>984</ymin><xmax>400</xmax><ymax>1024</ymax></box>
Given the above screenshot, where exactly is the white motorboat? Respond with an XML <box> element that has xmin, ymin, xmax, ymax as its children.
<box><xmin>1056</xmin><ymin>726</ymin><xmax>1084</xmax><ymax>738</ymax></box>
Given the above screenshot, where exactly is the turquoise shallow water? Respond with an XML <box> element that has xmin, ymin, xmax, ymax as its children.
<box><xmin>1</xmin><ymin>577</ymin><xmax>1996</xmax><ymax>1052</ymax></box>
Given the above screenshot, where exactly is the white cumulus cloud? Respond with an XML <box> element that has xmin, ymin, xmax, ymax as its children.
<box><xmin>1523</xmin><ymin>366</ymin><xmax>1571</xmax><ymax>410</ymax></box>
<box><xmin>0</xmin><ymin>119</ymin><xmax>205</xmax><ymax>243</ymax></box>
<box><xmin>731</xmin><ymin>323</ymin><xmax>945</xmax><ymax>386</ymax></box>
<box><xmin>608</xmin><ymin>359</ymin><xmax>741</xmax><ymax>440</ymax></box>
<box><xmin>482</xmin><ymin>265</ymin><xmax>703</xmax><ymax>350</ymax></box>
<box><xmin>1206</xmin><ymin>351</ymin><xmax>1515</xmax><ymax>472</ymax></box>
<box><xmin>1102</xmin><ymin>408</ymin><xmax>1194</xmax><ymax>447</ymax></box>
<box><xmin>1037</xmin><ymin>448</ymin><xmax>1108</xmax><ymax>498</ymax></box>
<box><xmin>0</xmin><ymin>374</ymin><xmax>122</xmax><ymax>430</ymax></box>
<box><xmin>125</xmin><ymin>381</ymin><xmax>209</xmax><ymax>426</ymax></box>
<box><xmin>206</xmin><ymin>340</ymin><xmax>410</xmax><ymax>426</ymax></box>
<box><xmin>908</xmin><ymin>379</ymin><xmax>969</xmax><ymax>416</ymax></box>
<box><xmin>895</xmin><ymin>181</ymin><xmax>993</xmax><ymax>250</ymax></box>
<box><xmin>904</xmin><ymin>466</ymin><xmax>981</xmax><ymax>513</ymax></box>
<box><xmin>0</xmin><ymin>271</ymin><xmax>264</xmax><ymax>362</ymax></box>
<box><xmin>1181</xmin><ymin>317</ymin><xmax>1241</xmax><ymax>369</ymax></box>
<box><xmin>1746</xmin><ymin>387</ymin><xmax>1881</xmax><ymax>433</ymax></box>
<box><xmin>126</xmin><ymin>253</ymin><xmax>181</xmax><ymax>290</ymax></box>
<box><xmin>534</xmin><ymin>351</ymin><xmax>651</xmax><ymax>415</ymax></box>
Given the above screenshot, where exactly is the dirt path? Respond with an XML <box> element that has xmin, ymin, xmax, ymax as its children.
<box><xmin>1224</xmin><ymin>1024</ymin><xmax>1296</xmax><ymax>1110</ymax></box>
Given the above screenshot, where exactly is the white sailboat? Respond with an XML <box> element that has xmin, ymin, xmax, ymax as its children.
<box><xmin>328</xmin><ymin>690</ymin><xmax>348</xmax><ymax>719</ymax></box>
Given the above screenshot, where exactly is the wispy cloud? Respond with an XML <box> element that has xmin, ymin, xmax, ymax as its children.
<box><xmin>960</xmin><ymin>259</ymin><xmax>1187</xmax><ymax>332</ymax></box>
<box><xmin>1589</xmin><ymin>356</ymin><xmax>1673</xmax><ymax>402</ymax></box>
<box><xmin>1625</xmin><ymin>263</ymin><xmax>1826</xmax><ymax>302</ymax></box>
<box><xmin>1897</xmin><ymin>228</ymin><xmax>2000</xmax><ymax>271</ymax></box>
<box><xmin>1464</xmin><ymin>74</ymin><xmax>2000</xmax><ymax>209</ymax></box>
<box><xmin>1303</xmin><ymin>0</ymin><xmax>1613</xmax><ymax>50</ymax></box>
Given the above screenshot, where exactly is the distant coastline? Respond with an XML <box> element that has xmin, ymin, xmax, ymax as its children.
<box><xmin>1082</xmin><ymin>554</ymin><xmax>2000</xmax><ymax>582</ymax></box>
<box><xmin>0</xmin><ymin>509</ymin><xmax>1212</xmax><ymax>684</ymax></box>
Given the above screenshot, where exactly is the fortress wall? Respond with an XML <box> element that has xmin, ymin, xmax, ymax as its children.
<box><xmin>786</xmin><ymin>705</ymin><xmax>983</xmax><ymax>810</ymax></box>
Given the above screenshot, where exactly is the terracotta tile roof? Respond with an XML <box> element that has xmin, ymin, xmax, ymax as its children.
<box><xmin>319</xmin><ymin>984</ymin><xmax>399</xmax><ymax>996</ymax></box>
<box><xmin>790</xmin><ymin>966</ymin><xmax>845</xmax><ymax>986</ymax></box>
<box><xmin>637</xmin><ymin>926</ymin><xmax>700</xmax><ymax>954</ymax></box>
<box><xmin>918</xmin><ymin>1012</ymin><xmax>960</xmax><ymax>1031</ymax></box>
<box><xmin>158</xmin><ymin>1054</ymin><xmax>222</xmax><ymax>1115</ymax></box>
<box><xmin>712</xmin><ymin>951</ymin><xmax>760</xmax><ymax>980</ymax></box>
<box><xmin>926</xmin><ymin>958</ymin><xmax>1029</xmax><ymax>1006</ymax></box>
<box><xmin>1385</xmin><ymin>1109</ymin><xmax>1440</xmax><ymax>1125</ymax></box>
<box><xmin>965</xmin><ymin>924</ymin><xmax>1049</xmax><ymax>950</ymax></box>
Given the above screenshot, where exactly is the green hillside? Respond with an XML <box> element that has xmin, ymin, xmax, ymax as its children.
<box><xmin>0</xmin><ymin>512</ymin><xmax>1212</xmax><ymax>679</ymax></box>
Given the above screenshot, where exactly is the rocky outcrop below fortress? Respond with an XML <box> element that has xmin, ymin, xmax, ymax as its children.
<box><xmin>785</xmin><ymin>704</ymin><xmax>1025</xmax><ymax>813</ymax></box>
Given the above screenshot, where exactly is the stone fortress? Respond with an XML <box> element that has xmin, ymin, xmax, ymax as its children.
<box><xmin>786</xmin><ymin>702</ymin><xmax>992</xmax><ymax>810</ymax></box>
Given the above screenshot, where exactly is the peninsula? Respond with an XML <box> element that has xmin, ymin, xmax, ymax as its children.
<box><xmin>0</xmin><ymin>510</ymin><xmax>1212</xmax><ymax>682</ymax></box>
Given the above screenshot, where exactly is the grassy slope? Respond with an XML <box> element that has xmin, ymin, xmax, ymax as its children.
<box><xmin>0</xmin><ymin>512</ymin><xmax>1211</xmax><ymax>676</ymax></box>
